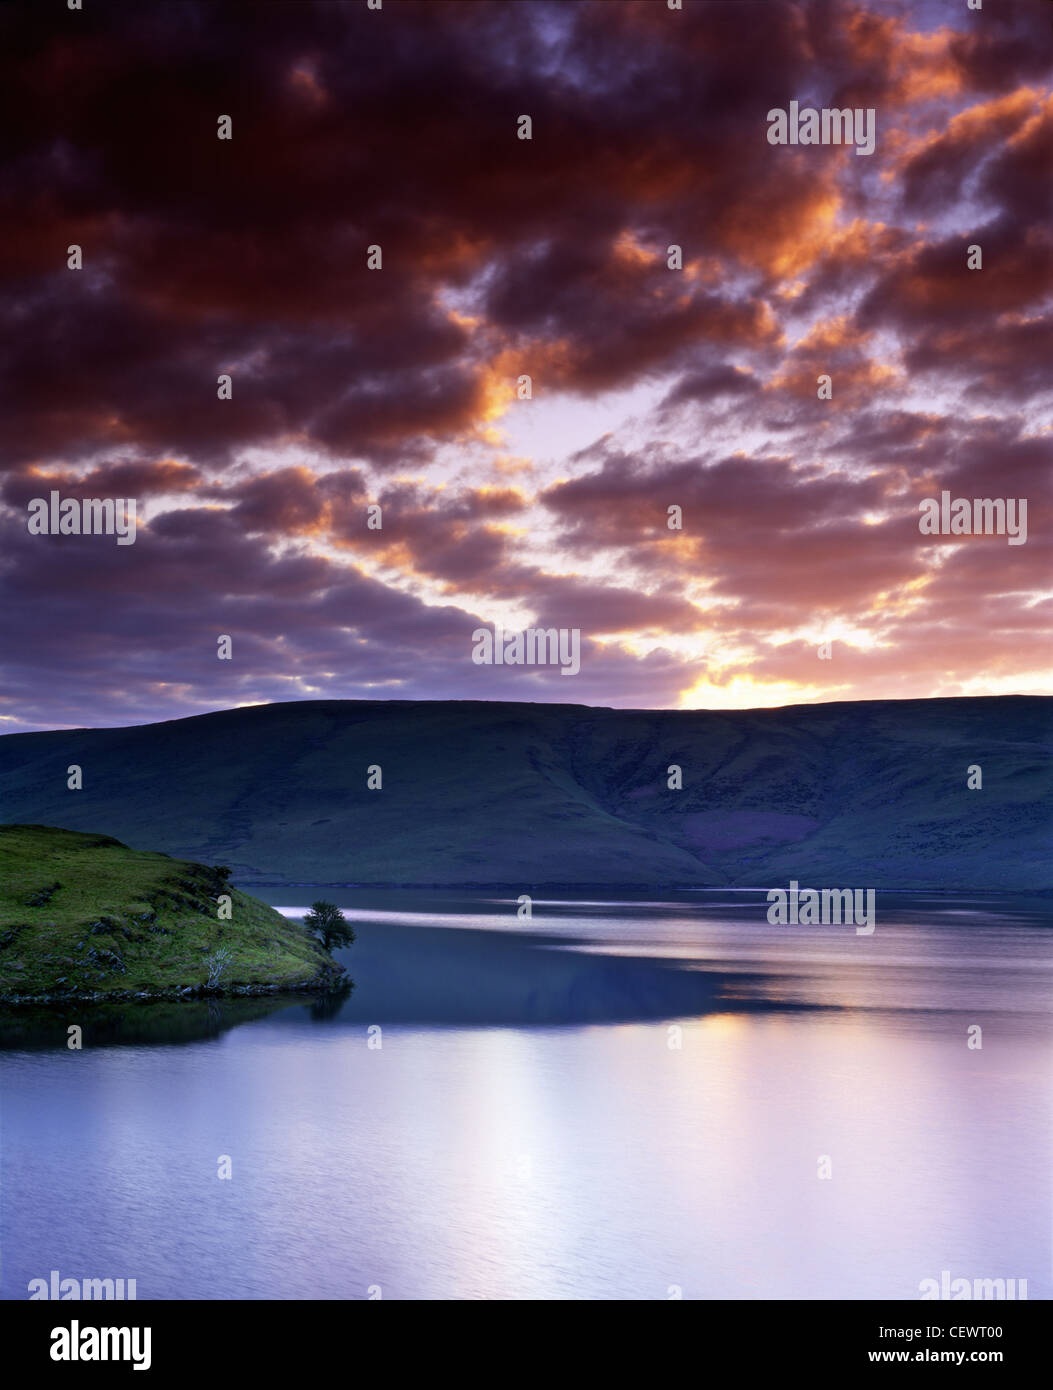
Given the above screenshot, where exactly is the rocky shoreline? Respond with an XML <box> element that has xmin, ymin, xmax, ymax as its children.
<box><xmin>0</xmin><ymin>961</ymin><xmax>348</xmax><ymax>1008</ymax></box>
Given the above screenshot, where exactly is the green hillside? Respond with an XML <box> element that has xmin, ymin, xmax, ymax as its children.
<box><xmin>0</xmin><ymin>825</ymin><xmax>345</xmax><ymax>1003</ymax></box>
<box><xmin>0</xmin><ymin>695</ymin><xmax>1049</xmax><ymax>889</ymax></box>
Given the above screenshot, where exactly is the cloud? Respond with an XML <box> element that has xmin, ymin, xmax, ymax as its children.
<box><xmin>0</xmin><ymin>0</ymin><xmax>1049</xmax><ymax>730</ymax></box>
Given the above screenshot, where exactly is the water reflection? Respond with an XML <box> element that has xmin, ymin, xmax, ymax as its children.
<box><xmin>0</xmin><ymin>892</ymin><xmax>1049</xmax><ymax>1300</ymax></box>
<box><xmin>0</xmin><ymin>986</ymin><xmax>353</xmax><ymax>1051</ymax></box>
<box><xmin>4</xmin><ymin>888</ymin><xmax>1049</xmax><ymax>1048</ymax></box>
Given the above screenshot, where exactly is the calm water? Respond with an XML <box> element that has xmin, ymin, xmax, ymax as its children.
<box><xmin>1</xmin><ymin>891</ymin><xmax>1050</xmax><ymax>1300</ymax></box>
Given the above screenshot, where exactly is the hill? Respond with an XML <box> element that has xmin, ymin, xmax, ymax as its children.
<box><xmin>0</xmin><ymin>824</ymin><xmax>346</xmax><ymax>1003</ymax></box>
<box><xmin>0</xmin><ymin>696</ymin><xmax>1049</xmax><ymax>889</ymax></box>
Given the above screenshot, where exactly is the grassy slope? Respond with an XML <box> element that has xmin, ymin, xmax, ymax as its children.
<box><xmin>0</xmin><ymin>824</ymin><xmax>342</xmax><ymax>1002</ymax></box>
<box><xmin>0</xmin><ymin>695</ymin><xmax>1049</xmax><ymax>888</ymax></box>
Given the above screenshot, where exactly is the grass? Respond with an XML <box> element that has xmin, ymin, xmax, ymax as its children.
<box><xmin>0</xmin><ymin>824</ymin><xmax>345</xmax><ymax>1003</ymax></box>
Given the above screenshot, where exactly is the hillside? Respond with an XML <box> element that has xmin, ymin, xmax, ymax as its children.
<box><xmin>0</xmin><ymin>825</ymin><xmax>346</xmax><ymax>1003</ymax></box>
<box><xmin>0</xmin><ymin>696</ymin><xmax>1049</xmax><ymax>889</ymax></box>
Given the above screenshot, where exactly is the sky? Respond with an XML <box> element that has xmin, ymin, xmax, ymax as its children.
<box><xmin>1</xmin><ymin>0</ymin><xmax>1051</xmax><ymax>733</ymax></box>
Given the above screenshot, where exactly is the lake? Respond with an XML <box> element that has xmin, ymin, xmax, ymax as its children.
<box><xmin>1</xmin><ymin>890</ymin><xmax>1049</xmax><ymax>1300</ymax></box>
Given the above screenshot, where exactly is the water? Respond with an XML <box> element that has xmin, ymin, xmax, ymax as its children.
<box><xmin>2</xmin><ymin>891</ymin><xmax>1049</xmax><ymax>1300</ymax></box>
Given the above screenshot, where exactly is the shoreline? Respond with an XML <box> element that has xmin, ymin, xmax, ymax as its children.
<box><xmin>0</xmin><ymin>963</ymin><xmax>348</xmax><ymax>1008</ymax></box>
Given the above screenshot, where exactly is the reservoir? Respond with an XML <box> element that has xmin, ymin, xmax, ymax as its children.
<box><xmin>2</xmin><ymin>890</ymin><xmax>1049</xmax><ymax>1300</ymax></box>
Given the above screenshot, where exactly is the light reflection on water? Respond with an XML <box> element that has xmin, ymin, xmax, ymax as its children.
<box><xmin>1</xmin><ymin>890</ymin><xmax>1049</xmax><ymax>1300</ymax></box>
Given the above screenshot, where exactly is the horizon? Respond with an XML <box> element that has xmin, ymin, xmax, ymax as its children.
<box><xmin>1</xmin><ymin>687</ymin><xmax>1048</xmax><ymax>740</ymax></box>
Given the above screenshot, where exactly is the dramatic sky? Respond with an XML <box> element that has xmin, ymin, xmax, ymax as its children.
<box><xmin>1</xmin><ymin>0</ymin><xmax>1051</xmax><ymax>732</ymax></box>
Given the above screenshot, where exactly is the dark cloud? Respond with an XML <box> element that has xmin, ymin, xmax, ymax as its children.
<box><xmin>0</xmin><ymin>0</ymin><xmax>1049</xmax><ymax>729</ymax></box>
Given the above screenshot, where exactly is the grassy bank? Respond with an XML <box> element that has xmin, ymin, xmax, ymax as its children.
<box><xmin>0</xmin><ymin>824</ymin><xmax>346</xmax><ymax>1004</ymax></box>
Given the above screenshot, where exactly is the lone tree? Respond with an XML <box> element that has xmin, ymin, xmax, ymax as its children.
<box><xmin>205</xmin><ymin>946</ymin><xmax>234</xmax><ymax>989</ymax></box>
<box><xmin>304</xmin><ymin>900</ymin><xmax>355</xmax><ymax>953</ymax></box>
